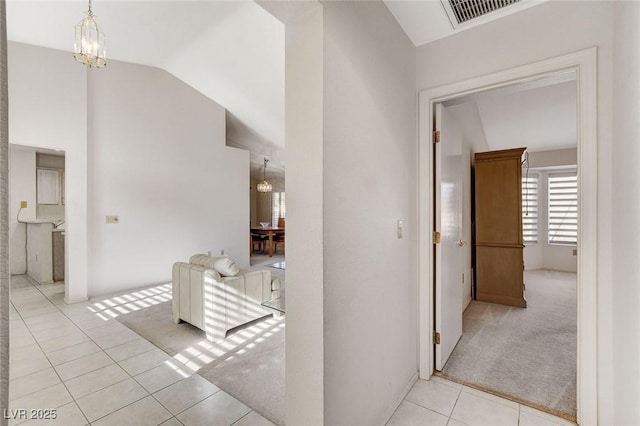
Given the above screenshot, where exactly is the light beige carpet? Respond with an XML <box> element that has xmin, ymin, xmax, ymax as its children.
<box><xmin>440</xmin><ymin>269</ymin><xmax>577</xmax><ymax>421</ymax></box>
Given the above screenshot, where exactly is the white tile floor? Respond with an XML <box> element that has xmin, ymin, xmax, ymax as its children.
<box><xmin>8</xmin><ymin>275</ymin><xmax>275</xmax><ymax>426</ymax></box>
<box><xmin>9</xmin><ymin>274</ymin><xmax>576</xmax><ymax>426</ymax></box>
<box><xmin>387</xmin><ymin>376</ymin><xmax>576</xmax><ymax>426</ymax></box>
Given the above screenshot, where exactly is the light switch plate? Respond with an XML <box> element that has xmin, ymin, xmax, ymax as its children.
<box><xmin>106</xmin><ymin>215</ymin><xmax>119</xmax><ymax>224</ymax></box>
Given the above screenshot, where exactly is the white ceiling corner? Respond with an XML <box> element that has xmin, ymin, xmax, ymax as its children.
<box><xmin>447</xmin><ymin>79</ymin><xmax>577</xmax><ymax>153</ymax></box>
<box><xmin>383</xmin><ymin>0</ymin><xmax>453</xmax><ymax>46</ymax></box>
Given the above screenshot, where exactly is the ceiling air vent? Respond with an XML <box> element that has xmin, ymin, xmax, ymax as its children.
<box><xmin>442</xmin><ymin>0</ymin><xmax>522</xmax><ymax>27</ymax></box>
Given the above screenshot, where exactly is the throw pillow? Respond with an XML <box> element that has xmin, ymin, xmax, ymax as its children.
<box><xmin>189</xmin><ymin>254</ymin><xmax>219</xmax><ymax>269</ymax></box>
<box><xmin>214</xmin><ymin>256</ymin><xmax>240</xmax><ymax>277</ymax></box>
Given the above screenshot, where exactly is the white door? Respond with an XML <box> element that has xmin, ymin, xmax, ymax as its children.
<box><xmin>434</xmin><ymin>103</ymin><xmax>464</xmax><ymax>370</ymax></box>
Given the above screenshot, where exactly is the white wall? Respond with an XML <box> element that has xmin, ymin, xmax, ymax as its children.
<box><xmin>283</xmin><ymin>4</ymin><xmax>325</xmax><ymax>425</ymax></box>
<box><xmin>528</xmin><ymin>148</ymin><xmax>577</xmax><ymax>169</ymax></box>
<box><xmin>8</xmin><ymin>145</ymin><xmax>35</xmax><ymax>274</ymax></box>
<box><xmin>8</xmin><ymin>42</ymin><xmax>88</xmax><ymax>303</ymax></box>
<box><xmin>9</xmin><ymin>41</ymin><xmax>251</xmax><ymax>300</ymax></box>
<box><xmin>36</xmin><ymin>153</ymin><xmax>64</xmax><ymax>169</ymax></box>
<box><xmin>87</xmin><ymin>59</ymin><xmax>249</xmax><ymax>297</ymax></box>
<box><xmin>416</xmin><ymin>1</ymin><xmax>617</xmax><ymax>422</ymax></box>
<box><xmin>256</xmin><ymin>191</ymin><xmax>272</xmax><ymax>225</ymax></box>
<box><xmin>612</xmin><ymin>2</ymin><xmax>640</xmax><ymax>424</ymax></box>
<box><xmin>322</xmin><ymin>2</ymin><xmax>417</xmax><ymax>424</ymax></box>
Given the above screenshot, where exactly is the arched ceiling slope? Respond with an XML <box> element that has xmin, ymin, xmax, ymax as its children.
<box><xmin>7</xmin><ymin>0</ymin><xmax>285</xmax><ymax>178</ymax></box>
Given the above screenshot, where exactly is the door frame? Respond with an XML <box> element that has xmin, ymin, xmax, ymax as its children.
<box><xmin>417</xmin><ymin>47</ymin><xmax>598</xmax><ymax>426</ymax></box>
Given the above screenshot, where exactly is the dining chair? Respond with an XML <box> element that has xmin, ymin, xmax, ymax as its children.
<box><xmin>274</xmin><ymin>218</ymin><xmax>285</xmax><ymax>254</ymax></box>
<box><xmin>251</xmin><ymin>232</ymin><xmax>268</xmax><ymax>254</ymax></box>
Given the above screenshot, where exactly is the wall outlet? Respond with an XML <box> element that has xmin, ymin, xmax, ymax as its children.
<box><xmin>220</xmin><ymin>249</ymin><xmax>225</xmax><ymax>256</ymax></box>
<box><xmin>106</xmin><ymin>215</ymin><xmax>119</xmax><ymax>224</ymax></box>
<box><xmin>20</xmin><ymin>201</ymin><xmax>27</xmax><ymax>208</ymax></box>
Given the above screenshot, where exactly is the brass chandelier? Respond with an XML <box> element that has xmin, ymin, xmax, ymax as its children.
<box><xmin>73</xmin><ymin>0</ymin><xmax>107</xmax><ymax>68</ymax></box>
<box><xmin>257</xmin><ymin>158</ymin><xmax>273</xmax><ymax>193</ymax></box>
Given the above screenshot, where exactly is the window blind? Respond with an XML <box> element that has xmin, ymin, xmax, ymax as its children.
<box><xmin>271</xmin><ymin>192</ymin><xmax>285</xmax><ymax>227</ymax></box>
<box><xmin>548</xmin><ymin>172</ymin><xmax>578</xmax><ymax>245</ymax></box>
<box><xmin>522</xmin><ymin>173</ymin><xmax>538</xmax><ymax>243</ymax></box>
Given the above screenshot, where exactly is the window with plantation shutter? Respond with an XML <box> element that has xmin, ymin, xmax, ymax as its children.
<box><xmin>548</xmin><ymin>172</ymin><xmax>578</xmax><ymax>245</ymax></box>
<box><xmin>522</xmin><ymin>173</ymin><xmax>538</xmax><ymax>243</ymax></box>
<box><xmin>272</xmin><ymin>192</ymin><xmax>286</xmax><ymax>227</ymax></box>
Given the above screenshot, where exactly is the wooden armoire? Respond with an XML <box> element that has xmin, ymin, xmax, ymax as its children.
<box><xmin>474</xmin><ymin>147</ymin><xmax>527</xmax><ymax>308</ymax></box>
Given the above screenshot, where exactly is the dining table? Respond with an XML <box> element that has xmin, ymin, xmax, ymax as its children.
<box><xmin>250</xmin><ymin>227</ymin><xmax>285</xmax><ymax>257</ymax></box>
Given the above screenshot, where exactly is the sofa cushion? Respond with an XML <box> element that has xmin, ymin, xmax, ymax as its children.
<box><xmin>214</xmin><ymin>257</ymin><xmax>240</xmax><ymax>277</ymax></box>
<box><xmin>189</xmin><ymin>253</ymin><xmax>220</xmax><ymax>269</ymax></box>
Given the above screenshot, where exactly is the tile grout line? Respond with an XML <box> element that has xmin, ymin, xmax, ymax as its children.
<box><xmin>230</xmin><ymin>410</ymin><xmax>255</xmax><ymax>426</ymax></box>
<box><xmin>150</xmin><ymin>379</ymin><xmax>224</xmax><ymax>420</ymax></box>
<box><xmin>35</xmin><ymin>279</ymin><xmax>202</xmax><ymax>424</ymax></box>
<box><xmin>517</xmin><ymin>402</ymin><xmax>521</xmax><ymax>425</ymax></box>
<box><xmin>400</xmin><ymin>399</ymin><xmax>451</xmax><ymax>420</ymax></box>
<box><xmin>13</xmin><ymin>276</ymin><xmax>172</xmax><ymax>424</ymax></box>
<box><xmin>9</xmin><ymin>281</ymin><xmax>90</xmax><ymax>425</ymax></box>
<box><xmin>53</xmin><ymin>312</ymin><xmax>154</xmax><ymax>423</ymax></box>
<box><xmin>448</xmin><ymin>383</ymin><xmax>464</xmax><ymax>423</ymax></box>
<box><xmin>13</xmin><ymin>276</ymin><xmax>269</xmax><ymax>426</ymax></box>
<box><xmin>52</xmin><ymin>293</ymin><xmax>199</xmax><ymax>423</ymax></box>
<box><xmin>460</xmin><ymin>385</ymin><xmax>521</xmax><ymax>410</ymax></box>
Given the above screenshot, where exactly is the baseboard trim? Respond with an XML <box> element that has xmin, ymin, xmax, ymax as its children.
<box><xmin>64</xmin><ymin>296</ymin><xmax>89</xmax><ymax>304</ymax></box>
<box><xmin>477</xmin><ymin>293</ymin><xmax>527</xmax><ymax>308</ymax></box>
<box><xmin>383</xmin><ymin>371</ymin><xmax>419</xmax><ymax>424</ymax></box>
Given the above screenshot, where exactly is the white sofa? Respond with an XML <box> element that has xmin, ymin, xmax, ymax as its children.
<box><xmin>172</xmin><ymin>254</ymin><xmax>280</xmax><ymax>342</ymax></box>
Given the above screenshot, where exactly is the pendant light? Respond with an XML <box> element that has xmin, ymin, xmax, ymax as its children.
<box><xmin>257</xmin><ymin>158</ymin><xmax>273</xmax><ymax>193</ymax></box>
<box><xmin>73</xmin><ymin>0</ymin><xmax>107</xmax><ymax>68</ymax></box>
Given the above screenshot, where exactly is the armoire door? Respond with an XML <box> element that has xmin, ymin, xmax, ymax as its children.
<box><xmin>474</xmin><ymin>148</ymin><xmax>527</xmax><ymax>308</ymax></box>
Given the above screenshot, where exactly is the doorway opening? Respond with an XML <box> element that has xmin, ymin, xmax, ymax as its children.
<box><xmin>432</xmin><ymin>74</ymin><xmax>578</xmax><ymax>421</ymax></box>
<box><xmin>417</xmin><ymin>48</ymin><xmax>598</xmax><ymax>426</ymax></box>
<box><xmin>9</xmin><ymin>144</ymin><xmax>67</xmax><ymax>304</ymax></box>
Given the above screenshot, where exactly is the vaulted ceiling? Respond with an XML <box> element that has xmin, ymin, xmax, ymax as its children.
<box><xmin>7</xmin><ymin>0</ymin><xmax>550</xmax><ymax>181</ymax></box>
<box><xmin>6</xmin><ymin>0</ymin><xmax>285</xmax><ymax>179</ymax></box>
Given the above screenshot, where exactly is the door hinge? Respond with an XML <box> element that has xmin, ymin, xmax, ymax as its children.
<box><xmin>433</xmin><ymin>231</ymin><xmax>441</xmax><ymax>244</ymax></box>
<box><xmin>433</xmin><ymin>130</ymin><xmax>441</xmax><ymax>144</ymax></box>
<box><xmin>433</xmin><ymin>331</ymin><xmax>441</xmax><ymax>345</ymax></box>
